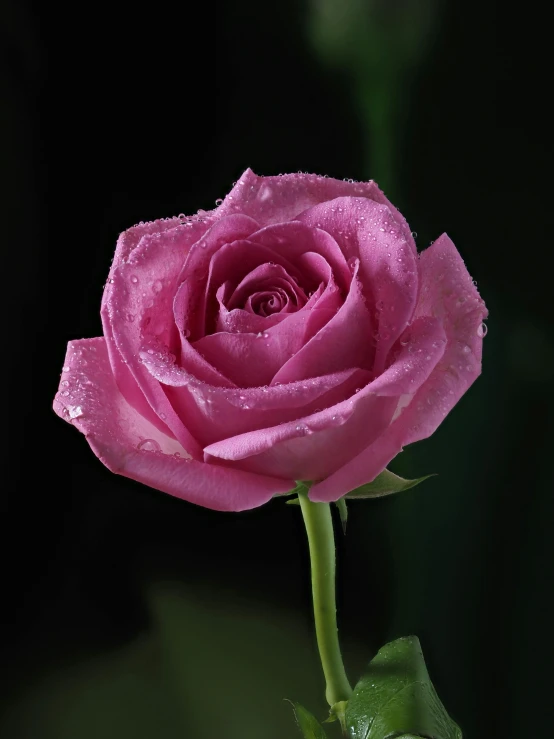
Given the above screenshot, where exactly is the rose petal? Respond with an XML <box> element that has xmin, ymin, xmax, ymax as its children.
<box><xmin>297</xmin><ymin>196</ymin><xmax>419</xmax><ymax>376</ymax></box>
<box><xmin>172</xmin><ymin>214</ymin><xmax>261</xmax><ymax>344</ymax></box>
<box><xmin>106</xmin><ymin>215</ymin><xmax>195</xmax><ymax>277</ymax></box>
<box><xmin>139</xmin><ymin>343</ymin><xmax>372</xmax><ymax>445</ymax></box>
<box><xmin>204</xmin><ymin>316</ymin><xmax>446</xmax><ymax>480</ymax></box>
<box><xmin>272</xmin><ymin>259</ymin><xmax>374</xmax><ymax>384</ymax></box>
<box><xmin>101</xmin><ymin>215</ymin><xmax>211</xmax><ymax>438</ymax></box>
<box><xmin>53</xmin><ymin>338</ymin><xmax>294</xmax><ymax>511</ymax></box>
<box><xmin>309</xmin><ymin>234</ymin><xmax>487</xmax><ymax>502</ymax></box>
<box><xmin>227</xmin><ymin>263</ymin><xmax>307</xmax><ymax>312</ymax></box>
<box><xmin>103</xmin><ymin>223</ymin><xmax>214</xmax><ymax>457</ymax></box>
<box><xmin>248</xmin><ymin>221</ymin><xmax>351</xmax><ymax>293</ymax></box>
<box><xmin>201</xmin><ymin>239</ymin><xmax>302</xmax><ymax>334</ymax></box>
<box><xmin>215</xmin><ymin>169</ymin><xmax>416</xmax><ymax>254</ymax></box>
<box><xmin>192</xmin><ymin>269</ymin><xmax>342</xmax><ymax>387</ymax></box>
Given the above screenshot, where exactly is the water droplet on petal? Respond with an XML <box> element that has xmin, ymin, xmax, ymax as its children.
<box><xmin>62</xmin><ymin>365</ymin><xmax>70</xmax><ymax>372</ymax></box>
<box><xmin>152</xmin><ymin>280</ymin><xmax>163</xmax><ymax>294</ymax></box>
<box><xmin>477</xmin><ymin>322</ymin><xmax>488</xmax><ymax>338</ymax></box>
<box><xmin>69</xmin><ymin>405</ymin><xmax>83</xmax><ymax>419</ymax></box>
<box><xmin>137</xmin><ymin>438</ymin><xmax>161</xmax><ymax>452</ymax></box>
<box><xmin>130</xmin><ymin>275</ymin><xmax>139</xmax><ymax>285</ymax></box>
<box><xmin>126</xmin><ymin>313</ymin><xmax>135</xmax><ymax>322</ymax></box>
<box><xmin>215</xmin><ymin>198</ymin><xmax>223</xmax><ymax>206</ymax></box>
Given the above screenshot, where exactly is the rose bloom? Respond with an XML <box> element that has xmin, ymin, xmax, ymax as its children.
<box><xmin>54</xmin><ymin>170</ymin><xmax>487</xmax><ymax>511</ymax></box>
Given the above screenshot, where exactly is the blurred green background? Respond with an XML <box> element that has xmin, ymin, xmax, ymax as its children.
<box><xmin>1</xmin><ymin>1</ymin><xmax>551</xmax><ymax>737</ymax></box>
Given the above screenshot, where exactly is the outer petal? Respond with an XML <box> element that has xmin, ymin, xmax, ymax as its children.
<box><xmin>204</xmin><ymin>316</ymin><xmax>446</xmax><ymax>481</ymax></box>
<box><xmin>102</xmin><ymin>215</ymin><xmax>210</xmax><ymax>439</ymax></box>
<box><xmin>106</xmin><ymin>215</ymin><xmax>188</xmax><ymax>278</ymax></box>
<box><xmin>215</xmin><ymin>169</ymin><xmax>416</xmax><ymax>254</ymax></box>
<box><xmin>104</xmin><ymin>227</ymin><xmax>206</xmax><ymax>457</ymax></box>
<box><xmin>104</xmin><ymin>215</ymin><xmax>261</xmax><ymax>455</ymax></box>
<box><xmin>140</xmin><ymin>342</ymin><xmax>372</xmax><ymax>445</ymax></box>
<box><xmin>53</xmin><ymin>338</ymin><xmax>294</xmax><ymax>511</ymax></box>
<box><xmin>309</xmin><ymin>234</ymin><xmax>487</xmax><ymax>502</ymax></box>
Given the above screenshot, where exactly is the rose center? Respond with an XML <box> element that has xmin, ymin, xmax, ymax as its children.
<box><xmin>226</xmin><ymin>262</ymin><xmax>308</xmax><ymax>317</ymax></box>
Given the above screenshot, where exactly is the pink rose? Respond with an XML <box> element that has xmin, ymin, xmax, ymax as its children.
<box><xmin>54</xmin><ymin>169</ymin><xmax>487</xmax><ymax>511</ymax></box>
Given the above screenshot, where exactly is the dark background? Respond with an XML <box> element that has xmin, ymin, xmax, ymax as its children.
<box><xmin>1</xmin><ymin>1</ymin><xmax>551</xmax><ymax>737</ymax></box>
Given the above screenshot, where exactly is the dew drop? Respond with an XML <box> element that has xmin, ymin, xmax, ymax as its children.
<box><xmin>477</xmin><ymin>322</ymin><xmax>488</xmax><ymax>338</ymax></box>
<box><xmin>215</xmin><ymin>198</ymin><xmax>223</xmax><ymax>206</ymax></box>
<box><xmin>126</xmin><ymin>313</ymin><xmax>135</xmax><ymax>323</ymax></box>
<box><xmin>62</xmin><ymin>365</ymin><xmax>70</xmax><ymax>372</ymax></box>
<box><xmin>152</xmin><ymin>279</ymin><xmax>163</xmax><ymax>294</ymax></box>
<box><xmin>69</xmin><ymin>405</ymin><xmax>83</xmax><ymax>419</ymax></box>
<box><xmin>137</xmin><ymin>438</ymin><xmax>161</xmax><ymax>452</ymax></box>
<box><xmin>130</xmin><ymin>275</ymin><xmax>139</xmax><ymax>285</ymax></box>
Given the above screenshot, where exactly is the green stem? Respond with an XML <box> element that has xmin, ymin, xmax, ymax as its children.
<box><xmin>299</xmin><ymin>492</ymin><xmax>352</xmax><ymax>707</ymax></box>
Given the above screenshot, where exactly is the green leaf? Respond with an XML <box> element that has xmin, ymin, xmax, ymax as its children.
<box><xmin>345</xmin><ymin>636</ymin><xmax>462</xmax><ymax>739</ymax></box>
<box><xmin>289</xmin><ymin>702</ymin><xmax>329</xmax><ymax>738</ymax></box>
<box><xmin>335</xmin><ymin>498</ymin><xmax>348</xmax><ymax>533</ymax></box>
<box><xmin>344</xmin><ymin>469</ymin><xmax>435</xmax><ymax>500</ymax></box>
